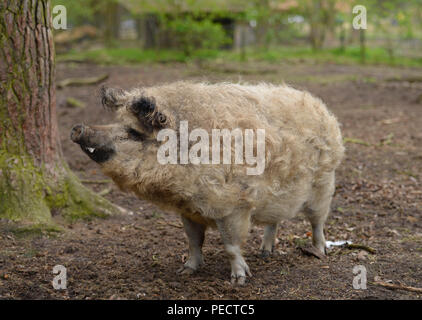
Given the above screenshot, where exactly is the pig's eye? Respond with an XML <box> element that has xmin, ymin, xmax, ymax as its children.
<box><xmin>131</xmin><ymin>97</ymin><xmax>155</xmax><ymax>116</ymax></box>
<box><xmin>127</xmin><ymin>128</ymin><xmax>146</xmax><ymax>141</ymax></box>
<box><xmin>154</xmin><ymin>112</ymin><xmax>167</xmax><ymax>126</ymax></box>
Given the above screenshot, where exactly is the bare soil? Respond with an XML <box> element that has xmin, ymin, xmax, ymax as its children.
<box><xmin>1</xmin><ymin>61</ymin><xmax>421</xmax><ymax>300</ymax></box>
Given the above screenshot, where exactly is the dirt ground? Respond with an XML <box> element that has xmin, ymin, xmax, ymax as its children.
<box><xmin>0</xmin><ymin>61</ymin><xmax>421</xmax><ymax>300</ymax></box>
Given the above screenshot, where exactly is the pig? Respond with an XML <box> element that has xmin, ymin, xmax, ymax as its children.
<box><xmin>70</xmin><ymin>81</ymin><xmax>345</xmax><ymax>284</ymax></box>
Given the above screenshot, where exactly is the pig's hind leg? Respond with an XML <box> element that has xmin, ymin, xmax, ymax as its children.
<box><xmin>260</xmin><ymin>223</ymin><xmax>279</xmax><ymax>258</ymax></box>
<box><xmin>215</xmin><ymin>212</ymin><xmax>252</xmax><ymax>285</ymax></box>
<box><xmin>304</xmin><ymin>171</ymin><xmax>335</xmax><ymax>255</ymax></box>
<box><xmin>177</xmin><ymin>215</ymin><xmax>206</xmax><ymax>275</ymax></box>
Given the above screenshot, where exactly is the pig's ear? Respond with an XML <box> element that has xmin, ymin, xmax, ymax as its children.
<box><xmin>130</xmin><ymin>96</ymin><xmax>156</xmax><ymax>116</ymax></box>
<box><xmin>100</xmin><ymin>86</ymin><xmax>126</xmax><ymax>110</ymax></box>
<box><xmin>130</xmin><ymin>96</ymin><xmax>168</xmax><ymax>129</ymax></box>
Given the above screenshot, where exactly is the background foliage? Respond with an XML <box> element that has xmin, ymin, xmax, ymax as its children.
<box><xmin>52</xmin><ymin>0</ymin><xmax>422</xmax><ymax>66</ymax></box>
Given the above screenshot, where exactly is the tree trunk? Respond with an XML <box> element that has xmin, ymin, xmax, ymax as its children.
<box><xmin>104</xmin><ymin>1</ymin><xmax>120</xmax><ymax>47</ymax></box>
<box><xmin>322</xmin><ymin>0</ymin><xmax>337</xmax><ymax>48</ymax></box>
<box><xmin>359</xmin><ymin>28</ymin><xmax>366</xmax><ymax>64</ymax></box>
<box><xmin>144</xmin><ymin>14</ymin><xmax>159</xmax><ymax>49</ymax></box>
<box><xmin>255</xmin><ymin>0</ymin><xmax>270</xmax><ymax>49</ymax></box>
<box><xmin>307</xmin><ymin>0</ymin><xmax>326</xmax><ymax>50</ymax></box>
<box><xmin>0</xmin><ymin>0</ymin><xmax>118</xmax><ymax>226</ymax></box>
<box><xmin>339</xmin><ymin>24</ymin><xmax>346</xmax><ymax>51</ymax></box>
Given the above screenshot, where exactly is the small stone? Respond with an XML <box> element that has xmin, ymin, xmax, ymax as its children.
<box><xmin>357</xmin><ymin>250</ymin><xmax>368</xmax><ymax>261</ymax></box>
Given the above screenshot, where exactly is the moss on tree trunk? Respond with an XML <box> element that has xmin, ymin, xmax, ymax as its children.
<box><xmin>0</xmin><ymin>0</ymin><xmax>119</xmax><ymax>227</ymax></box>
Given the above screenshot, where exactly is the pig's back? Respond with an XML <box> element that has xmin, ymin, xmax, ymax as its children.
<box><xmin>147</xmin><ymin>81</ymin><xmax>344</xmax><ymax>176</ymax></box>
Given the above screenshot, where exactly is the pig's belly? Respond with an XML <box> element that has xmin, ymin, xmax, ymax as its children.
<box><xmin>251</xmin><ymin>187</ymin><xmax>310</xmax><ymax>225</ymax></box>
<box><xmin>252</xmin><ymin>199</ymin><xmax>306</xmax><ymax>225</ymax></box>
<box><xmin>174</xmin><ymin>179</ymin><xmax>312</xmax><ymax>227</ymax></box>
<box><xmin>182</xmin><ymin>211</ymin><xmax>217</xmax><ymax>227</ymax></box>
<box><xmin>182</xmin><ymin>194</ymin><xmax>308</xmax><ymax>228</ymax></box>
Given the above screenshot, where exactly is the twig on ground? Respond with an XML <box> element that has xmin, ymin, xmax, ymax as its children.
<box><xmin>372</xmin><ymin>281</ymin><xmax>422</xmax><ymax>293</ymax></box>
<box><xmin>157</xmin><ymin>220</ymin><xmax>183</xmax><ymax>228</ymax></box>
<box><xmin>379</xmin><ymin>117</ymin><xmax>401</xmax><ymax>125</ymax></box>
<box><xmin>343</xmin><ymin>137</ymin><xmax>371</xmax><ymax>146</ymax></box>
<box><xmin>347</xmin><ymin>243</ymin><xmax>376</xmax><ymax>254</ymax></box>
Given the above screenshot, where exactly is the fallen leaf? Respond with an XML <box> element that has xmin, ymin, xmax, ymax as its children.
<box><xmin>300</xmin><ymin>245</ymin><xmax>326</xmax><ymax>260</ymax></box>
<box><xmin>407</xmin><ymin>216</ymin><xmax>418</xmax><ymax>223</ymax></box>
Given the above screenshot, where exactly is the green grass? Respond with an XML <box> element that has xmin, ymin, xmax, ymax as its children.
<box><xmin>57</xmin><ymin>46</ymin><xmax>422</xmax><ymax>68</ymax></box>
<box><xmin>223</xmin><ymin>46</ymin><xmax>422</xmax><ymax>67</ymax></box>
<box><xmin>57</xmin><ymin>48</ymin><xmax>219</xmax><ymax>64</ymax></box>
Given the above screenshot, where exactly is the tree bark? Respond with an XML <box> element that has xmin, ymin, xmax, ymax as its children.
<box><xmin>103</xmin><ymin>0</ymin><xmax>120</xmax><ymax>47</ymax></box>
<box><xmin>0</xmin><ymin>0</ymin><xmax>118</xmax><ymax>226</ymax></box>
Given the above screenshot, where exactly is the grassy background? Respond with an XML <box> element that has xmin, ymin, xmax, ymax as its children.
<box><xmin>57</xmin><ymin>46</ymin><xmax>422</xmax><ymax>67</ymax></box>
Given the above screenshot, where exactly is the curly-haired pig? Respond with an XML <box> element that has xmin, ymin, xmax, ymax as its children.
<box><xmin>70</xmin><ymin>81</ymin><xmax>345</xmax><ymax>284</ymax></box>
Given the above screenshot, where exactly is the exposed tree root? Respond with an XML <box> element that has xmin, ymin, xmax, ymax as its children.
<box><xmin>57</xmin><ymin>74</ymin><xmax>109</xmax><ymax>89</ymax></box>
<box><xmin>0</xmin><ymin>153</ymin><xmax>121</xmax><ymax>226</ymax></box>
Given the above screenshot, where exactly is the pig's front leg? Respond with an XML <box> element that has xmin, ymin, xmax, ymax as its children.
<box><xmin>215</xmin><ymin>213</ymin><xmax>252</xmax><ymax>285</ymax></box>
<box><xmin>177</xmin><ymin>215</ymin><xmax>206</xmax><ymax>275</ymax></box>
<box><xmin>260</xmin><ymin>223</ymin><xmax>278</xmax><ymax>258</ymax></box>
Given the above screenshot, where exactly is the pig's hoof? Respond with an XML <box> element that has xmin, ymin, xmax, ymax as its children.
<box><xmin>230</xmin><ymin>265</ymin><xmax>252</xmax><ymax>285</ymax></box>
<box><xmin>176</xmin><ymin>266</ymin><xmax>196</xmax><ymax>275</ymax></box>
<box><xmin>260</xmin><ymin>249</ymin><xmax>272</xmax><ymax>259</ymax></box>
<box><xmin>231</xmin><ymin>275</ymin><xmax>247</xmax><ymax>285</ymax></box>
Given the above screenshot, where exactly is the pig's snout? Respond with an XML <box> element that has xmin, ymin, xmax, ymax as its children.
<box><xmin>70</xmin><ymin>124</ymin><xmax>103</xmax><ymax>147</ymax></box>
<box><xmin>70</xmin><ymin>124</ymin><xmax>85</xmax><ymax>143</ymax></box>
<box><xmin>70</xmin><ymin>124</ymin><xmax>116</xmax><ymax>163</ymax></box>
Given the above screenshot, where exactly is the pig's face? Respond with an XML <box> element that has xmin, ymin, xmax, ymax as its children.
<box><xmin>70</xmin><ymin>123</ymin><xmax>146</xmax><ymax>164</ymax></box>
<box><xmin>70</xmin><ymin>87</ymin><xmax>169</xmax><ymax>175</ymax></box>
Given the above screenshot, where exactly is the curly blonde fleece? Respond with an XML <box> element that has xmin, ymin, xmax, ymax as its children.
<box><xmin>101</xmin><ymin>81</ymin><xmax>345</xmax><ymax>226</ymax></box>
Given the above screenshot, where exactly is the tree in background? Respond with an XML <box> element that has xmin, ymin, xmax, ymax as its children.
<box><xmin>0</xmin><ymin>0</ymin><xmax>118</xmax><ymax>226</ymax></box>
<box><xmin>52</xmin><ymin>0</ymin><xmax>122</xmax><ymax>47</ymax></box>
<box><xmin>47</xmin><ymin>0</ymin><xmax>422</xmax><ymax>62</ymax></box>
<box><xmin>163</xmin><ymin>15</ymin><xmax>231</xmax><ymax>57</ymax></box>
<box><xmin>103</xmin><ymin>0</ymin><xmax>121</xmax><ymax>46</ymax></box>
<box><xmin>253</xmin><ymin>0</ymin><xmax>271</xmax><ymax>48</ymax></box>
<box><xmin>299</xmin><ymin>0</ymin><xmax>339</xmax><ymax>50</ymax></box>
<box><xmin>126</xmin><ymin>0</ymin><xmax>233</xmax><ymax>55</ymax></box>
